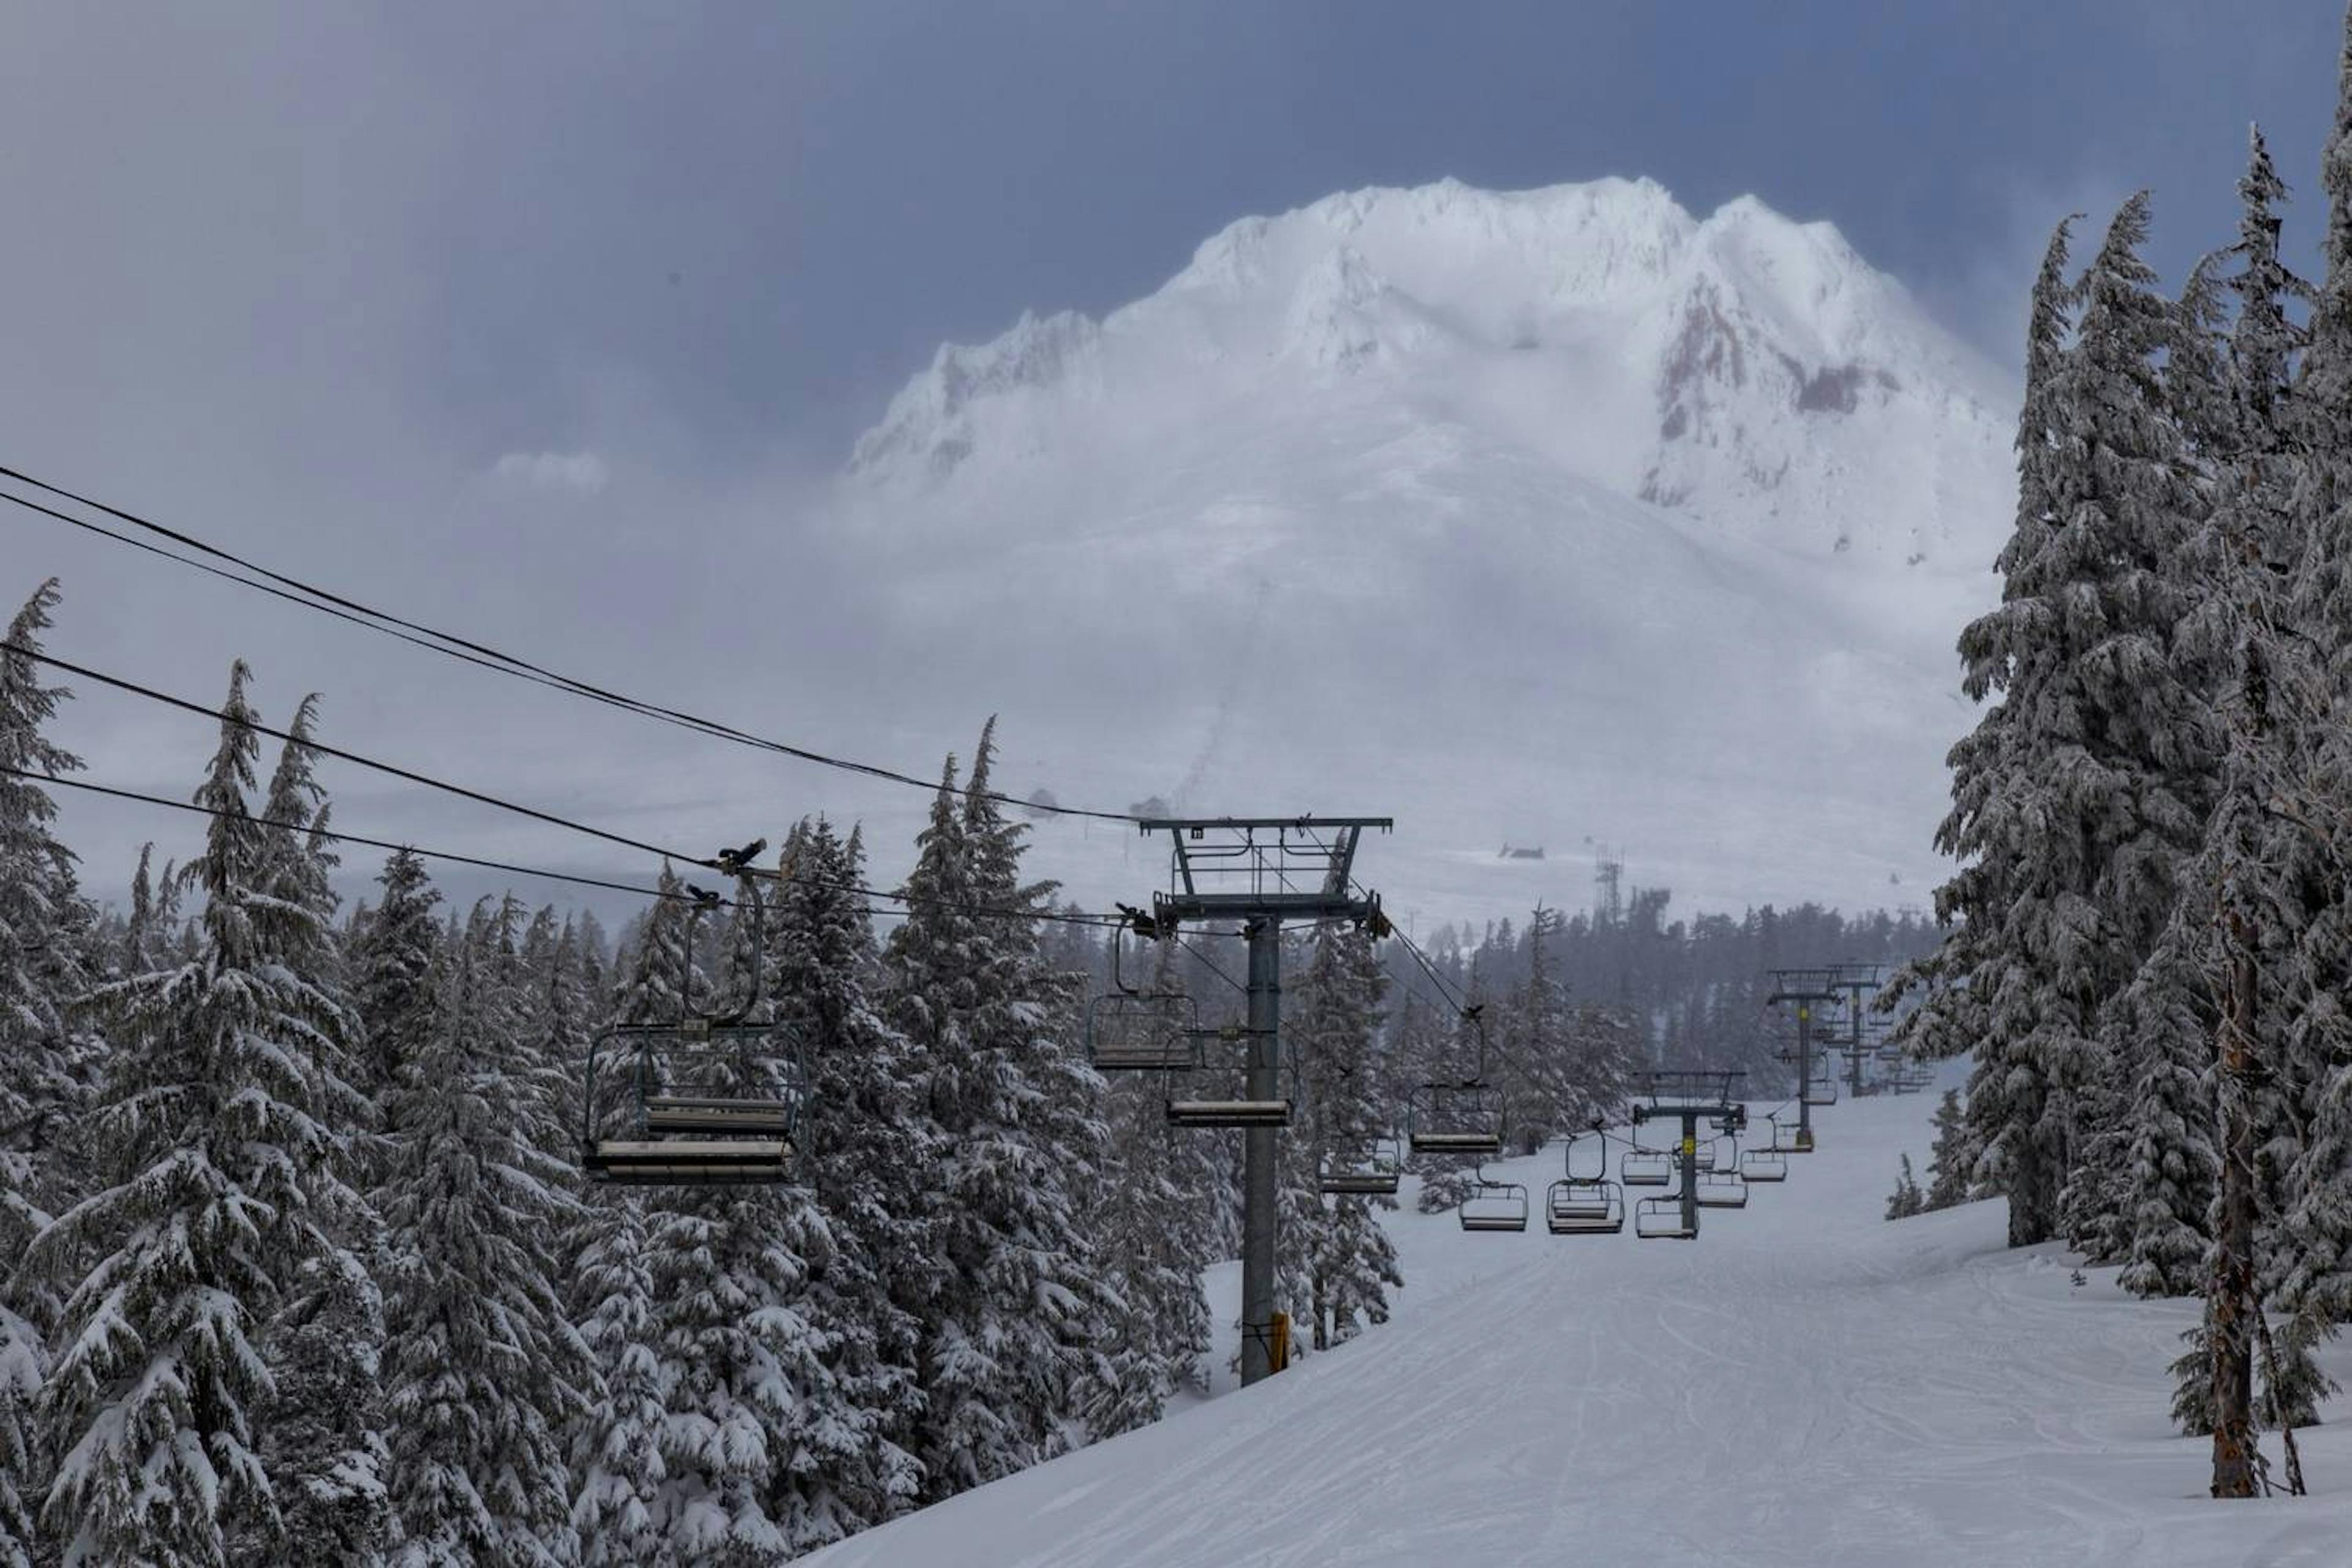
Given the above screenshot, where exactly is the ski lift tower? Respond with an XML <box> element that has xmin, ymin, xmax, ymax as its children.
<box><xmin>1767</xmin><ymin>967</ymin><xmax>1842</xmax><ymax>1152</ymax></box>
<box><xmin>1139</xmin><ymin>815</ymin><xmax>1392</xmax><ymax>1385</ymax></box>
<box><xmin>1830</xmin><ymin>961</ymin><xmax>1884</xmax><ymax>1101</ymax></box>
<box><xmin>1629</xmin><ymin>1071</ymin><xmax>1747</xmax><ymax>1239</ymax></box>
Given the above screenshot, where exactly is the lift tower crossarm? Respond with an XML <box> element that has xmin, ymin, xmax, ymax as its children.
<box><xmin>1130</xmin><ymin>815</ymin><xmax>1393</xmax><ymax>1388</ymax></box>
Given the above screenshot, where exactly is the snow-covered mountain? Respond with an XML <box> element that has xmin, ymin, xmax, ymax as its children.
<box><xmin>827</xmin><ymin>178</ymin><xmax>2019</xmax><ymax>922</ymax></box>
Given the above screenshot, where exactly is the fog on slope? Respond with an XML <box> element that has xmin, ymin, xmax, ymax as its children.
<box><xmin>826</xmin><ymin>177</ymin><xmax>2018</xmax><ymax>923</ymax></box>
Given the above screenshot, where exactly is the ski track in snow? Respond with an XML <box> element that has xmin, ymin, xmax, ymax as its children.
<box><xmin>803</xmin><ymin>1060</ymin><xmax>2352</xmax><ymax>1567</ymax></box>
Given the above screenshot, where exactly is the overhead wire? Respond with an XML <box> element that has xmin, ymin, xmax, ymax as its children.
<box><xmin>2</xmin><ymin>763</ymin><xmax>1128</xmax><ymax>932</ymax></box>
<box><xmin>1</xmin><ymin>639</ymin><xmax>1145</xmax><ymax>930</ymax></box>
<box><xmin>0</xmin><ymin>461</ymin><xmax>1145</xmax><ymax>825</ymax></box>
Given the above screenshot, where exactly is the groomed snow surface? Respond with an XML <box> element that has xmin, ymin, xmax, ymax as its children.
<box><xmin>805</xmin><ymin>1063</ymin><xmax>2352</xmax><ymax>1567</ymax></box>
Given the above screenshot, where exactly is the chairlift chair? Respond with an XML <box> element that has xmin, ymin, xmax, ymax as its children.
<box><xmin>1545</xmin><ymin>1136</ymin><xmax>1624</xmax><ymax>1234</ymax></box>
<box><xmin>1740</xmin><ymin>1146</ymin><xmax>1789</xmax><ymax>1183</ymax></box>
<box><xmin>1801</xmin><ymin>1075</ymin><xmax>1840</xmax><ymax>1107</ymax></box>
<box><xmin>1409</xmin><ymin>1080</ymin><xmax>1504</xmax><ymax>1157</ymax></box>
<box><xmin>1408</xmin><ymin>1008</ymin><xmax>1504</xmax><ymax>1156</ymax></box>
<box><xmin>1321</xmin><ymin>1136</ymin><xmax>1404</xmax><ymax>1196</ymax></box>
<box><xmin>1766</xmin><ymin>1115</ymin><xmax>1811</xmax><ymax>1155</ymax></box>
<box><xmin>1165</xmin><ymin>1020</ymin><xmax>1292</xmax><ymax>1128</ymax></box>
<box><xmin>1087</xmin><ymin>992</ymin><xmax>1200</xmax><ymax>1072</ymax></box>
<box><xmin>1620</xmin><ymin>1141</ymin><xmax>1673</xmax><ymax>1187</ymax></box>
<box><xmin>1088</xmin><ymin>924</ymin><xmax>1201</xmax><ymax>1072</ymax></box>
<box><xmin>1460</xmin><ymin>1169</ymin><xmax>1530</xmax><ymax>1233</ymax></box>
<box><xmin>581</xmin><ymin>1020</ymin><xmax>805</xmax><ymax>1187</ymax></box>
<box><xmin>1167</xmin><ymin>1096</ymin><xmax>1292</xmax><ymax>1128</ymax></box>
<box><xmin>1695</xmin><ymin>1169</ymin><xmax>1749</xmax><ymax>1209</ymax></box>
<box><xmin>1633</xmin><ymin>1194</ymin><xmax>1696</xmax><ymax>1240</ymax></box>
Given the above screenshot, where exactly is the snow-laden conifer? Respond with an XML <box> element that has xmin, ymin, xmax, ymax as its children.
<box><xmin>775</xmin><ymin>817</ymin><xmax>932</xmax><ymax>1527</ymax></box>
<box><xmin>0</xmin><ymin>579</ymin><xmax>98</xmax><ymax>1568</ymax></box>
<box><xmin>352</xmin><ymin>851</ymin><xmax>441</xmax><ymax>1115</ymax></box>
<box><xmin>236</xmin><ymin>708</ymin><xmax>389</xmax><ymax>1565</ymax></box>
<box><xmin>378</xmin><ymin>895</ymin><xmax>593</xmax><ymax>1566</ymax></box>
<box><xmin>1883</xmin><ymin>1156</ymin><xmax>1924</xmax><ymax>1221</ymax></box>
<box><xmin>0</xmin><ymin>579</ymin><xmax>98</xmax><ymax>1238</ymax></box>
<box><xmin>1923</xmin><ymin>1088</ymin><xmax>1972</xmax><ymax>1212</ymax></box>
<box><xmin>568</xmin><ymin>1189</ymin><xmax>662</xmax><ymax>1567</ymax></box>
<box><xmin>29</xmin><ymin>664</ymin><xmax>360</xmax><ymax>1564</ymax></box>
<box><xmin>886</xmin><ymin>726</ymin><xmax>1109</xmax><ymax>1498</ymax></box>
<box><xmin>1292</xmin><ymin>926</ymin><xmax>1401</xmax><ymax>1351</ymax></box>
<box><xmin>1927</xmin><ymin>217</ymin><xmax>2081</xmax><ymax>1248</ymax></box>
<box><xmin>1079</xmin><ymin>934</ymin><xmax>1214</xmax><ymax>1435</ymax></box>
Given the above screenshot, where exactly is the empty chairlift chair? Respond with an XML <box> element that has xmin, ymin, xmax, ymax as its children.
<box><xmin>1087</xmin><ymin>991</ymin><xmax>1200</xmax><ymax>1074</ymax></box>
<box><xmin>1460</xmin><ymin>1169</ymin><xmax>1530</xmax><ymax>1233</ymax></box>
<box><xmin>1322</xmin><ymin>1135</ymin><xmax>1404</xmax><ymax>1196</ymax></box>
<box><xmin>1802</xmin><ymin>1073</ymin><xmax>1840</xmax><ymax>1107</ymax></box>
<box><xmin>1545</xmin><ymin>1136</ymin><xmax>1624</xmax><ymax>1235</ymax></box>
<box><xmin>1409</xmin><ymin>1080</ymin><xmax>1504</xmax><ymax>1158</ymax></box>
<box><xmin>1164</xmin><ymin>1016</ymin><xmax>1292</xmax><ymax>1128</ymax></box>
<box><xmin>1695</xmin><ymin>1166</ymin><xmax>1749</xmax><ymax>1209</ymax></box>
<box><xmin>1620</xmin><ymin>1139</ymin><xmax>1672</xmax><ymax>1188</ymax></box>
<box><xmin>581</xmin><ymin>1020</ymin><xmax>805</xmax><ymax>1186</ymax></box>
<box><xmin>1633</xmin><ymin>1194</ymin><xmax>1696</xmax><ymax>1240</ymax></box>
<box><xmin>1740</xmin><ymin>1143</ymin><xmax>1789</xmax><ymax>1183</ymax></box>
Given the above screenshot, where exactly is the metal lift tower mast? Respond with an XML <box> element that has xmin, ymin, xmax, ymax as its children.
<box><xmin>1767</xmin><ymin>967</ymin><xmax>1842</xmax><ymax>1152</ymax></box>
<box><xmin>1831</xmin><ymin>962</ymin><xmax>1883</xmax><ymax>1102</ymax></box>
<box><xmin>1138</xmin><ymin>816</ymin><xmax>1392</xmax><ymax>1387</ymax></box>
<box><xmin>1630</xmin><ymin>1071</ymin><xmax>1747</xmax><ymax>1239</ymax></box>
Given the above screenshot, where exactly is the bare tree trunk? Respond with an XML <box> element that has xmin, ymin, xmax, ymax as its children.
<box><xmin>2211</xmin><ymin>916</ymin><xmax>2260</xmax><ymax>1499</ymax></box>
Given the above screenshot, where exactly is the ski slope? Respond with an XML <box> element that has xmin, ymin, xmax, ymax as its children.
<box><xmin>804</xmin><ymin>1065</ymin><xmax>2352</xmax><ymax>1567</ymax></box>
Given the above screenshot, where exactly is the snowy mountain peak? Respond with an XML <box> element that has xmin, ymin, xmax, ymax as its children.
<box><xmin>843</xmin><ymin>175</ymin><xmax>2011</xmax><ymax>566</ymax></box>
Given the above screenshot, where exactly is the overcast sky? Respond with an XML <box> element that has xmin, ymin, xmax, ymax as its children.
<box><xmin>4</xmin><ymin>2</ymin><xmax>2347</xmax><ymax>927</ymax></box>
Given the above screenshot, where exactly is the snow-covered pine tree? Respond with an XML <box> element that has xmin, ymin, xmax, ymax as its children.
<box><xmin>1883</xmin><ymin>1156</ymin><xmax>1924</xmax><ymax>1221</ymax></box>
<box><xmin>0</xmin><ymin>578</ymin><xmax>98</xmax><ymax>1568</ymax></box>
<box><xmin>1928</xmin><ymin>217</ymin><xmax>2081</xmax><ymax>1249</ymax></box>
<box><xmin>1936</xmin><ymin>195</ymin><xmax>2212</xmax><ymax>1253</ymax></box>
<box><xmin>0</xmin><ymin>579</ymin><xmax>100</xmax><ymax>1243</ymax></box>
<box><xmin>28</xmin><ymin>663</ymin><xmax>361</xmax><ymax>1564</ymax></box>
<box><xmin>767</xmin><ymin>815</ymin><xmax>931</xmax><ymax>1537</ymax></box>
<box><xmin>1565</xmin><ymin>997</ymin><xmax>1643</xmax><ymax>1128</ymax></box>
<box><xmin>1078</xmin><ymin>932</ymin><xmax>1215</xmax><ymax>1435</ymax></box>
<box><xmin>564</xmin><ymin>894</ymin><xmax>677</xmax><ymax>1566</ymax></box>
<box><xmin>238</xmin><ymin>707</ymin><xmax>390</xmax><ymax>1566</ymax></box>
<box><xmin>377</xmin><ymin>894</ymin><xmax>594</xmax><ymax>1566</ymax></box>
<box><xmin>352</xmin><ymin>851</ymin><xmax>442</xmax><ymax>1114</ymax></box>
<box><xmin>1923</xmin><ymin>1088</ymin><xmax>1973</xmax><ymax>1211</ymax></box>
<box><xmin>567</xmin><ymin>1186</ymin><xmax>662</xmax><ymax>1567</ymax></box>
<box><xmin>1496</xmin><ymin>906</ymin><xmax>1577</xmax><ymax>1153</ymax></box>
<box><xmin>1293</xmin><ymin>926</ymin><xmax>1401</xmax><ymax>1351</ymax></box>
<box><xmin>886</xmin><ymin>728</ymin><xmax>1108</xmax><ymax>1499</ymax></box>
<box><xmin>957</xmin><ymin>721</ymin><xmax>1112</xmax><ymax>1460</ymax></box>
<box><xmin>2162</xmin><ymin>122</ymin><xmax>2327</xmax><ymax>1494</ymax></box>
<box><xmin>2051</xmin><ymin>192</ymin><xmax>2217</xmax><ymax>1261</ymax></box>
<box><xmin>2256</xmin><ymin>40</ymin><xmax>2352</xmax><ymax>1489</ymax></box>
